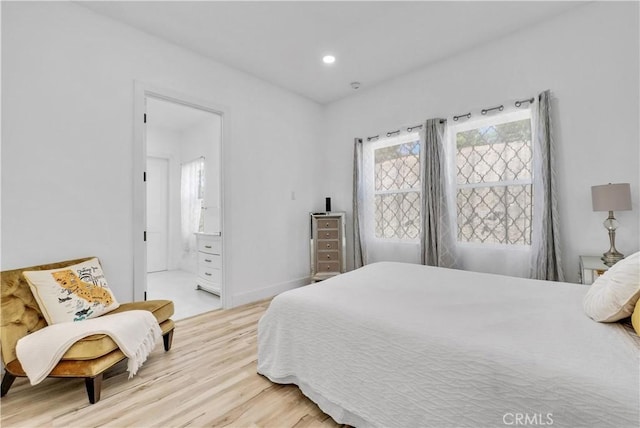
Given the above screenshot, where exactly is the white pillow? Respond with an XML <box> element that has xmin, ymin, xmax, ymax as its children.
<box><xmin>23</xmin><ymin>258</ymin><xmax>120</xmax><ymax>324</ymax></box>
<box><xmin>583</xmin><ymin>251</ymin><xmax>640</xmax><ymax>322</ymax></box>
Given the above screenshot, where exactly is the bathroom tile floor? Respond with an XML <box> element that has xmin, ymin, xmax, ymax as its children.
<box><xmin>147</xmin><ymin>269</ymin><xmax>221</xmax><ymax>320</ymax></box>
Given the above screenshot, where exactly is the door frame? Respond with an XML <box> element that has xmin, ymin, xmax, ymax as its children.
<box><xmin>133</xmin><ymin>81</ymin><xmax>230</xmax><ymax>308</ymax></box>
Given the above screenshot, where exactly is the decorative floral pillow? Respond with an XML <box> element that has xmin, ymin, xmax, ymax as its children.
<box><xmin>23</xmin><ymin>258</ymin><xmax>120</xmax><ymax>324</ymax></box>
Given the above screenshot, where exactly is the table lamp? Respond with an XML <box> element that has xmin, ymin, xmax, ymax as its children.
<box><xmin>591</xmin><ymin>183</ymin><xmax>632</xmax><ymax>266</ymax></box>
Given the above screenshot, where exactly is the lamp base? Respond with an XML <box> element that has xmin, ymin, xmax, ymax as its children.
<box><xmin>601</xmin><ymin>250</ymin><xmax>624</xmax><ymax>267</ymax></box>
<box><xmin>600</xmin><ymin>211</ymin><xmax>625</xmax><ymax>267</ymax></box>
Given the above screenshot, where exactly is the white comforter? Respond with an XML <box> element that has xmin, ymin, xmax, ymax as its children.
<box><xmin>257</xmin><ymin>262</ymin><xmax>639</xmax><ymax>428</ymax></box>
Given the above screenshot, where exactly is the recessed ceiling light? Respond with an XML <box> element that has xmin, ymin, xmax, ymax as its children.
<box><xmin>322</xmin><ymin>55</ymin><xmax>336</xmax><ymax>65</ymax></box>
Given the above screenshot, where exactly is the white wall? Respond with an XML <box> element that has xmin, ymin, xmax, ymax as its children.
<box><xmin>323</xmin><ymin>1</ymin><xmax>640</xmax><ymax>282</ymax></box>
<box><xmin>1</xmin><ymin>2</ymin><xmax>323</xmax><ymax>304</ymax></box>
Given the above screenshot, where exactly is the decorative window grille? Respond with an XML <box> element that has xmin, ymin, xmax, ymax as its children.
<box><xmin>452</xmin><ymin>110</ymin><xmax>533</xmax><ymax>245</ymax></box>
<box><xmin>368</xmin><ymin>133</ymin><xmax>421</xmax><ymax>240</ymax></box>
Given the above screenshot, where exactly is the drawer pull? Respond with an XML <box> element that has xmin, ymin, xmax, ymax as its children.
<box><xmin>326</xmin><ymin>266</ymin><xmax>331</xmax><ymax>270</ymax></box>
<box><xmin>204</xmin><ymin>259</ymin><xmax>212</xmax><ymax>263</ymax></box>
<box><xmin>204</xmin><ymin>245</ymin><xmax>212</xmax><ymax>249</ymax></box>
<box><xmin>326</xmin><ymin>244</ymin><xmax>330</xmax><ymax>248</ymax></box>
<box><xmin>325</xmin><ymin>222</ymin><xmax>330</xmax><ymax>227</ymax></box>
<box><xmin>326</xmin><ymin>255</ymin><xmax>331</xmax><ymax>259</ymax></box>
<box><xmin>205</xmin><ymin>272</ymin><xmax>212</xmax><ymax>276</ymax></box>
<box><xmin>325</xmin><ymin>233</ymin><xmax>330</xmax><ymax>237</ymax></box>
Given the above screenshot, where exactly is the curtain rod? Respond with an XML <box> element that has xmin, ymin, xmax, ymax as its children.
<box><xmin>367</xmin><ymin>95</ymin><xmax>535</xmax><ymax>140</ymax></box>
<box><xmin>453</xmin><ymin>97</ymin><xmax>534</xmax><ymax>121</ymax></box>
<box><xmin>366</xmin><ymin>120</ymin><xmax>446</xmax><ymax>142</ymax></box>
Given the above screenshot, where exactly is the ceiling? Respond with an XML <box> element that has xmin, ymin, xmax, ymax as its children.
<box><xmin>78</xmin><ymin>1</ymin><xmax>584</xmax><ymax>105</ymax></box>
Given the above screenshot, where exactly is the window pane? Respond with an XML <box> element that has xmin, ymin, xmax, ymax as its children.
<box><xmin>374</xmin><ymin>141</ymin><xmax>420</xmax><ymax>191</ymax></box>
<box><xmin>457</xmin><ymin>184</ymin><xmax>532</xmax><ymax>245</ymax></box>
<box><xmin>456</xmin><ymin>119</ymin><xmax>532</xmax><ymax>185</ymax></box>
<box><xmin>375</xmin><ymin>191</ymin><xmax>420</xmax><ymax>240</ymax></box>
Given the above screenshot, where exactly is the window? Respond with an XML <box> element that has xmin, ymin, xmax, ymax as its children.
<box><xmin>451</xmin><ymin>110</ymin><xmax>533</xmax><ymax>245</ymax></box>
<box><xmin>196</xmin><ymin>161</ymin><xmax>205</xmax><ymax>200</ymax></box>
<box><xmin>366</xmin><ymin>133</ymin><xmax>421</xmax><ymax>240</ymax></box>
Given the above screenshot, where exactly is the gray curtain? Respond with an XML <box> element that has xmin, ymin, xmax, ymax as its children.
<box><xmin>420</xmin><ymin>119</ymin><xmax>456</xmax><ymax>267</ymax></box>
<box><xmin>353</xmin><ymin>138</ymin><xmax>366</xmax><ymax>268</ymax></box>
<box><xmin>530</xmin><ymin>90</ymin><xmax>564</xmax><ymax>281</ymax></box>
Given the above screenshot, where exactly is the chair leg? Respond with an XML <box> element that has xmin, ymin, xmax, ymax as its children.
<box><xmin>163</xmin><ymin>328</ymin><xmax>174</xmax><ymax>351</ymax></box>
<box><xmin>85</xmin><ymin>373</ymin><xmax>103</xmax><ymax>404</ymax></box>
<box><xmin>1</xmin><ymin>372</ymin><xmax>16</xmax><ymax>397</ymax></box>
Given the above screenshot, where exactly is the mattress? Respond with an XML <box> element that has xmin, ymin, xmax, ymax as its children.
<box><xmin>257</xmin><ymin>262</ymin><xmax>639</xmax><ymax>428</ymax></box>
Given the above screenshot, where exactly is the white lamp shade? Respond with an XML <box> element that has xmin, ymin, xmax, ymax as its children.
<box><xmin>591</xmin><ymin>183</ymin><xmax>632</xmax><ymax>212</ymax></box>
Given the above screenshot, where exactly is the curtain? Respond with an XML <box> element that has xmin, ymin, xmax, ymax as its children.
<box><xmin>353</xmin><ymin>138</ymin><xmax>366</xmax><ymax>268</ymax></box>
<box><xmin>530</xmin><ymin>90</ymin><xmax>564</xmax><ymax>281</ymax></box>
<box><xmin>181</xmin><ymin>158</ymin><xmax>204</xmax><ymax>254</ymax></box>
<box><xmin>420</xmin><ymin>119</ymin><xmax>457</xmax><ymax>268</ymax></box>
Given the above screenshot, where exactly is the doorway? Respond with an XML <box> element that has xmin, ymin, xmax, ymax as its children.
<box><xmin>139</xmin><ymin>92</ymin><xmax>225</xmax><ymax>320</ymax></box>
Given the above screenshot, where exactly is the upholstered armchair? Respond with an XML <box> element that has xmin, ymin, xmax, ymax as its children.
<box><xmin>0</xmin><ymin>257</ymin><xmax>175</xmax><ymax>404</ymax></box>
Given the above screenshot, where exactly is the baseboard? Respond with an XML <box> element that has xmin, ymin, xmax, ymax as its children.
<box><xmin>230</xmin><ymin>276</ymin><xmax>310</xmax><ymax>307</ymax></box>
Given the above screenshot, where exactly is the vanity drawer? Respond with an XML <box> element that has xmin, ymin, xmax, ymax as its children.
<box><xmin>198</xmin><ymin>252</ymin><xmax>221</xmax><ymax>269</ymax></box>
<box><xmin>198</xmin><ymin>265</ymin><xmax>221</xmax><ymax>283</ymax></box>
<box><xmin>317</xmin><ymin>261</ymin><xmax>340</xmax><ymax>273</ymax></box>
<box><xmin>198</xmin><ymin>238</ymin><xmax>221</xmax><ymax>254</ymax></box>
<box><xmin>317</xmin><ymin>218</ymin><xmax>339</xmax><ymax>230</ymax></box>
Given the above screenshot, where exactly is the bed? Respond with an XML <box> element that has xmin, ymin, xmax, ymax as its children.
<box><xmin>257</xmin><ymin>262</ymin><xmax>639</xmax><ymax>428</ymax></box>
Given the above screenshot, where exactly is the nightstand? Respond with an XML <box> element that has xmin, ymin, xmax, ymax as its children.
<box><xmin>579</xmin><ymin>256</ymin><xmax>609</xmax><ymax>285</ymax></box>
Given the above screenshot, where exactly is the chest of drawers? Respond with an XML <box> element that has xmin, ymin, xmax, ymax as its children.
<box><xmin>310</xmin><ymin>212</ymin><xmax>346</xmax><ymax>282</ymax></box>
<box><xmin>195</xmin><ymin>232</ymin><xmax>222</xmax><ymax>295</ymax></box>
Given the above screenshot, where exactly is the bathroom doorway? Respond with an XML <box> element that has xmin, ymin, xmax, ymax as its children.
<box><xmin>143</xmin><ymin>95</ymin><xmax>223</xmax><ymax>320</ymax></box>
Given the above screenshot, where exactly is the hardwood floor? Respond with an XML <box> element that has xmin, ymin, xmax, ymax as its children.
<box><xmin>0</xmin><ymin>300</ymin><xmax>340</xmax><ymax>428</ymax></box>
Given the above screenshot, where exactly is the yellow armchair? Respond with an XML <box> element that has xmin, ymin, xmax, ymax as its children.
<box><xmin>0</xmin><ymin>257</ymin><xmax>175</xmax><ymax>403</ymax></box>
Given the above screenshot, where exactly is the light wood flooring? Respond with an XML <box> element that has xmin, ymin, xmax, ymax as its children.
<box><xmin>0</xmin><ymin>300</ymin><xmax>341</xmax><ymax>428</ymax></box>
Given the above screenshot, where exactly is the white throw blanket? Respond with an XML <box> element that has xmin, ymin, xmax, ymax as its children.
<box><xmin>16</xmin><ymin>310</ymin><xmax>162</xmax><ymax>385</ymax></box>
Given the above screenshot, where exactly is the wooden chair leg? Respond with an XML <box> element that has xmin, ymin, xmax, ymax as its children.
<box><xmin>163</xmin><ymin>328</ymin><xmax>174</xmax><ymax>351</ymax></box>
<box><xmin>1</xmin><ymin>372</ymin><xmax>16</xmax><ymax>397</ymax></box>
<box><xmin>85</xmin><ymin>373</ymin><xmax>103</xmax><ymax>404</ymax></box>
